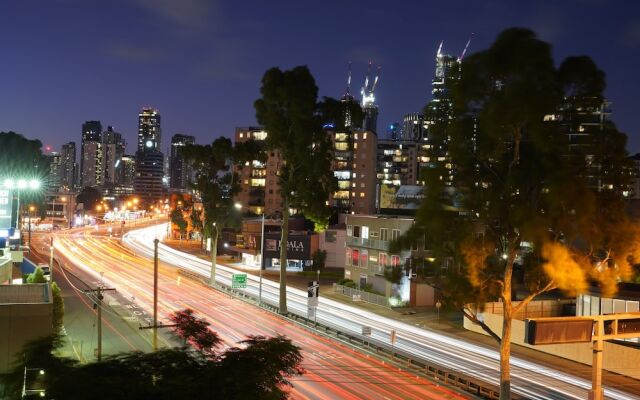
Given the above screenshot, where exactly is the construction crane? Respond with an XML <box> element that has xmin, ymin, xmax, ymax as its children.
<box><xmin>458</xmin><ymin>33</ymin><xmax>474</xmax><ymax>62</ymax></box>
<box><xmin>361</xmin><ymin>60</ymin><xmax>381</xmax><ymax>108</ymax></box>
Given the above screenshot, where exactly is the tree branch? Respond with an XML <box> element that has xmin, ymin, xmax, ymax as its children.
<box><xmin>462</xmin><ymin>305</ymin><xmax>502</xmax><ymax>344</ymax></box>
<box><xmin>512</xmin><ymin>281</ymin><xmax>557</xmax><ymax>315</ymax></box>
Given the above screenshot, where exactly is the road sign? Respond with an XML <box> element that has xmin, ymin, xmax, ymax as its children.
<box><xmin>390</xmin><ymin>329</ymin><xmax>397</xmax><ymax>344</ymax></box>
<box><xmin>231</xmin><ymin>273</ymin><xmax>247</xmax><ymax>289</ymax></box>
<box><xmin>362</xmin><ymin>326</ymin><xmax>372</xmax><ymax>336</ymax></box>
<box><xmin>308</xmin><ymin>280</ymin><xmax>319</xmax><ymax>307</ymax></box>
<box><xmin>307</xmin><ymin>306</ymin><xmax>316</xmax><ymax>319</ymax></box>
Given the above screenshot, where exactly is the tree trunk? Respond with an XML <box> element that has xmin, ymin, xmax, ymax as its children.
<box><xmin>279</xmin><ymin>200</ymin><xmax>289</xmax><ymax>315</ymax></box>
<box><xmin>500</xmin><ymin>305</ymin><xmax>512</xmax><ymax>399</ymax></box>
<box><xmin>500</xmin><ymin>259</ymin><xmax>514</xmax><ymax>400</ymax></box>
<box><xmin>209</xmin><ymin>231</ymin><xmax>218</xmax><ymax>286</ymax></box>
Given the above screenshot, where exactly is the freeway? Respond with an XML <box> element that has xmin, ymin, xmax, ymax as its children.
<box><xmin>53</xmin><ymin>226</ymin><xmax>468</xmax><ymax>400</ymax></box>
<box><xmin>122</xmin><ymin>224</ymin><xmax>640</xmax><ymax>400</ymax></box>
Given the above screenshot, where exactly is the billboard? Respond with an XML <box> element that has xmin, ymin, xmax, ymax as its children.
<box><xmin>0</xmin><ymin>189</ymin><xmax>12</xmax><ymax>229</ymax></box>
<box><xmin>264</xmin><ymin>233</ymin><xmax>311</xmax><ymax>260</ymax></box>
<box><xmin>379</xmin><ymin>185</ymin><xmax>424</xmax><ymax>210</ymax></box>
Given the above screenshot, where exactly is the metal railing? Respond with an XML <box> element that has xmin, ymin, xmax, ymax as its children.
<box><xmin>345</xmin><ymin>236</ymin><xmax>390</xmax><ymax>251</ymax></box>
<box><xmin>333</xmin><ymin>283</ymin><xmax>391</xmax><ymax>308</ymax></box>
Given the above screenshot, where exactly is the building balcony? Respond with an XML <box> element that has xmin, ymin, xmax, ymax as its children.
<box><xmin>346</xmin><ymin>236</ymin><xmax>390</xmax><ymax>251</ymax></box>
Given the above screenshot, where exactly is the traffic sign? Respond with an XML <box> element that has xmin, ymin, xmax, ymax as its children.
<box><xmin>307</xmin><ymin>306</ymin><xmax>316</xmax><ymax>319</ymax></box>
<box><xmin>362</xmin><ymin>326</ymin><xmax>371</xmax><ymax>336</ymax></box>
<box><xmin>308</xmin><ymin>280</ymin><xmax>319</xmax><ymax>307</ymax></box>
<box><xmin>232</xmin><ymin>273</ymin><xmax>247</xmax><ymax>289</ymax></box>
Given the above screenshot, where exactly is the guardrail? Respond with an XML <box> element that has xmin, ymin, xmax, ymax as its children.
<box><xmin>333</xmin><ymin>283</ymin><xmax>391</xmax><ymax>308</ymax></box>
<box><xmin>195</xmin><ymin>273</ymin><xmax>507</xmax><ymax>399</ymax></box>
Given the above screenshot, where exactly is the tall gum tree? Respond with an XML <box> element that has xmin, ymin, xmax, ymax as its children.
<box><xmin>393</xmin><ymin>28</ymin><xmax>638</xmax><ymax>399</ymax></box>
<box><xmin>183</xmin><ymin>137</ymin><xmax>260</xmax><ymax>286</ymax></box>
<box><xmin>254</xmin><ymin>66</ymin><xmax>336</xmax><ymax>314</ymax></box>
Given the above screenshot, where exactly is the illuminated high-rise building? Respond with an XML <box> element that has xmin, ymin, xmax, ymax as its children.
<box><xmin>102</xmin><ymin>126</ymin><xmax>126</xmax><ymax>188</ymax></box>
<box><xmin>60</xmin><ymin>142</ymin><xmax>77</xmax><ymax>190</ymax></box>
<box><xmin>80</xmin><ymin>120</ymin><xmax>103</xmax><ymax>188</ymax></box>
<box><xmin>135</xmin><ymin>108</ymin><xmax>164</xmax><ymax>202</ymax></box>
<box><xmin>170</xmin><ymin>134</ymin><xmax>195</xmax><ymax>191</ymax></box>
<box><xmin>137</xmin><ymin>108</ymin><xmax>161</xmax><ymax>153</ymax></box>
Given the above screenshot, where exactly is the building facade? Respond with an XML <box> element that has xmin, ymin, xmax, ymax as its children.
<box><xmin>169</xmin><ymin>134</ymin><xmax>195</xmax><ymax>192</ymax></box>
<box><xmin>234</xmin><ymin>127</ymin><xmax>280</xmax><ymax>216</ymax></box>
<box><xmin>344</xmin><ymin>215</ymin><xmax>415</xmax><ymax>303</ymax></box>
<box><xmin>376</xmin><ymin>140</ymin><xmax>419</xmax><ymax>187</ymax></box>
<box><xmin>137</xmin><ymin>108</ymin><xmax>161</xmax><ymax>153</ymax></box>
<box><xmin>60</xmin><ymin>142</ymin><xmax>77</xmax><ymax>190</ymax></box>
<box><xmin>134</xmin><ymin>150</ymin><xmax>164</xmax><ymax>203</ymax></box>
<box><xmin>45</xmin><ymin>152</ymin><xmax>62</xmax><ymax>192</ymax></box>
<box><xmin>102</xmin><ymin>126</ymin><xmax>125</xmax><ymax>189</ymax></box>
<box><xmin>80</xmin><ymin>121</ymin><xmax>103</xmax><ymax>189</ymax></box>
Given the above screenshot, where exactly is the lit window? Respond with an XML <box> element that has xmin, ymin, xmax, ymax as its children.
<box><xmin>360</xmin><ymin>192</ymin><xmax>365</xmax><ymax>198</ymax></box>
<box><xmin>363</xmin><ymin>132</ymin><xmax>367</xmax><ymax>140</ymax></box>
<box><xmin>239</xmin><ymin>133</ymin><xmax>244</xmax><ymax>138</ymax></box>
<box><xmin>346</xmin><ymin>247</ymin><xmax>352</xmax><ymax>265</ymax></box>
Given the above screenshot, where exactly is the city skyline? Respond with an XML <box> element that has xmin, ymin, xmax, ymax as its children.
<box><xmin>1</xmin><ymin>1</ymin><xmax>639</xmax><ymax>154</ymax></box>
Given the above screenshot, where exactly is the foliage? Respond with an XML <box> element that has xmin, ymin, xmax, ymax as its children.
<box><xmin>0</xmin><ymin>131</ymin><xmax>48</xmax><ymax>178</ymax></box>
<box><xmin>337</xmin><ymin>278</ymin><xmax>356</xmax><ymax>288</ymax></box>
<box><xmin>312</xmin><ymin>249</ymin><xmax>327</xmax><ymax>270</ymax></box>
<box><xmin>254</xmin><ymin>66</ymin><xmax>337</xmax><ymax>312</ymax></box>
<box><xmin>0</xmin><ymin>131</ymin><xmax>48</xmax><ymax>221</ymax></box>
<box><xmin>218</xmin><ymin>335</ymin><xmax>304</xmax><ymax>400</ymax></box>
<box><xmin>1</xmin><ymin>317</ymin><xmax>304</xmax><ymax>399</ymax></box>
<box><xmin>396</xmin><ymin>27</ymin><xmax>636</xmax><ymax>398</ymax></box>
<box><xmin>76</xmin><ymin>186</ymin><xmax>102</xmax><ymax>211</ymax></box>
<box><xmin>316</xmin><ymin>96</ymin><xmax>364</xmax><ymax>132</ymax></box>
<box><xmin>182</xmin><ymin>137</ymin><xmax>259</xmax><ymax>284</ymax></box>
<box><xmin>26</xmin><ymin>266</ymin><xmax>47</xmax><ymax>283</ymax></box>
<box><xmin>189</xmin><ymin>207</ymin><xmax>203</xmax><ymax>236</ymax></box>
<box><xmin>168</xmin><ymin>308</ymin><xmax>221</xmax><ymax>355</ymax></box>
<box><xmin>170</xmin><ymin>208</ymin><xmax>188</xmax><ymax>238</ymax></box>
<box><xmin>51</xmin><ymin>282</ymin><xmax>64</xmax><ymax>333</ymax></box>
<box><xmin>383</xmin><ymin>266</ymin><xmax>404</xmax><ymax>285</ymax></box>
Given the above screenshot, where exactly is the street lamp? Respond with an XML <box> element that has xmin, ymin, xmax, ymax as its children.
<box><xmin>27</xmin><ymin>206</ymin><xmax>35</xmax><ymax>254</ymax></box>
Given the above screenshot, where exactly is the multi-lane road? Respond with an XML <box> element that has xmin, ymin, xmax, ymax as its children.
<box><xmin>119</xmin><ymin>224</ymin><xmax>639</xmax><ymax>400</ymax></box>
<box><xmin>52</xmin><ymin>224</ymin><xmax>468</xmax><ymax>400</ymax></box>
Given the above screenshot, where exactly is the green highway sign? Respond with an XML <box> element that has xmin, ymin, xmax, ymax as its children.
<box><xmin>232</xmin><ymin>273</ymin><xmax>247</xmax><ymax>289</ymax></box>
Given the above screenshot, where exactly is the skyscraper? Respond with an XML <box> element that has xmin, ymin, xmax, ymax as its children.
<box><xmin>134</xmin><ymin>108</ymin><xmax>164</xmax><ymax>202</ymax></box>
<box><xmin>170</xmin><ymin>134</ymin><xmax>195</xmax><ymax>192</ymax></box>
<box><xmin>80</xmin><ymin>121</ymin><xmax>103</xmax><ymax>188</ymax></box>
<box><xmin>102</xmin><ymin>126</ymin><xmax>125</xmax><ymax>188</ymax></box>
<box><xmin>60</xmin><ymin>142</ymin><xmax>77</xmax><ymax>190</ymax></box>
<box><xmin>137</xmin><ymin>108</ymin><xmax>161</xmax><ymax>153</ymax></box>
<box><xmin>45</xmin><ymin>151</ymin><xmax>62</xmax><ymax>192</ymax></box>
<box><xmin>422</xmin><ymin>42</ymin><xmax>463</xmax><ymax>186</ymax></box>
<box><xmin>401</xmin><ymin>112</ymin><xmax>425</xmax><ymax>141</ymax></box>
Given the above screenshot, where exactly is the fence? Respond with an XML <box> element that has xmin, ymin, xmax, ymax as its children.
<box><xmin>332</xmin><ymin>283</ymin><xmax>391</xmax><ymax>308</ymax></box>
<box><xmin>476</xmin><ymin>299</ymin><xmax>575</xmax><ymax>320</ymax></box>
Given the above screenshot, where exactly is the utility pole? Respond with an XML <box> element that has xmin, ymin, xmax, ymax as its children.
<box><xmin>49</xmin><ymin>237</ymin><xmax>54</xmax><ymax>273</ymax></box>
<box><xmin>153</xmin><ymin>238</ymin><xmax>159</xmax><ymax>350</ymax></box>
<box><xmin>83</xmin><ymin>285</ymin><xmax>115</xmax><ymax>362</ymax></box>
<box><xmin>139</xmin><ymin>240</ymin><xmax>176</xmax><ymax>351</ymax></box>
<box><xmin>259</xmin><ymin>214</ymin><xmax>265</xmax><ymax>306</ymax></box>
<box><xmin>138</xmin><ymin>239</ymin><xmax>177</xmax><ymax>350</ymax></box>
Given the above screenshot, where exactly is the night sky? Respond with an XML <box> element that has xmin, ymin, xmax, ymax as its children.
<box><xmin>1</xmin><ymin>0</ymin><xmax>639</xmax><ymax>154</ymax></box>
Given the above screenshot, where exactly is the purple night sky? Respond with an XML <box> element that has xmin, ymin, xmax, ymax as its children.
<box><xmin>1</xmin><ymin>0</ymin><xmax>639</xmax><ymax>154</ymax></box>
